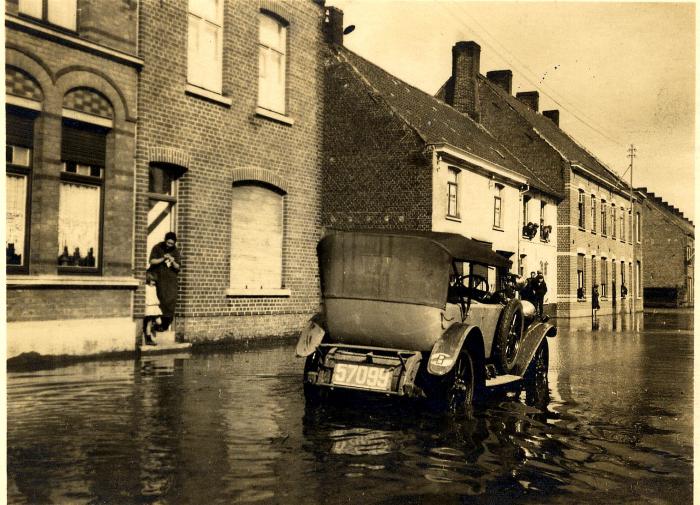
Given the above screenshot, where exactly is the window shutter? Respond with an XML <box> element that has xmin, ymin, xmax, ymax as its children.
<box><xmin>6</xmin><ymin>111</ymin><xmax>35</xmax><ymax>147</ymax></box>
<box><xmin>231</xmin><ymin>184</ymin><xmax>284</xmax><ymax>290</ymax></box>
<box><xmin>61</xmin><ymin>120</ymin><xmax>107</xmax><ymax>166</ymax></box>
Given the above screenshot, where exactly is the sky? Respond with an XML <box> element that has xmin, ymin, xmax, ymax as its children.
<box><xmin>328</xmin><ymin>0</ymin><xmax>696</xmax><ymax>221</ymax></box>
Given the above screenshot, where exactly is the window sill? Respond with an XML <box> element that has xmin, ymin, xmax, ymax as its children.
<box><xmin>7</xmin><ymin>275</ymin><xmax>140</xmax><ymax>288</ymax></box>
<box><xmin>578</xmin><ymin>227</ymin><xmax>586</xmax><ymax>232</ymax></box>
<box><xmin>255</xmin><ymin>107</ymin><xmax>295</xmax><ymax>126</ymax></box>
<box><xmin>577</xmin><ymin>298</ymin><xmax>587</xmax><ymax>302</ymax></box>
<box><xmin>492</xmin><ymin>226</ymin><xmax>504</xmax><ymax>232</ymax></box>
<box><xmin>185</xmin><ymin>84</ymin><xmax>232</xmax><ymax>107</ymax></box>
<box><xmin>226</xmin><ymin>288</ymin><xmax>291</xmax><ymax>298</ymax></box>
<box><xmin>445</xmin><ymin>215</ymin><xmax>461</xmax><ymax>222</ymax></box>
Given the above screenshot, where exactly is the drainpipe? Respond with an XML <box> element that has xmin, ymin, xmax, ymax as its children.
<box><xmin>517</xmin><ymin>184</ymin><xmax>530</xmax><ymax>276</ymax></box>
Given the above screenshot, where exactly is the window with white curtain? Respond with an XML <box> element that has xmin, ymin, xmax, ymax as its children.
<box><xmin>258</xmin><ymin>14</ymin><xmax>287</xmax><ymax>113</ymax></box>
<box><xmin>19</xmin><ymin>0</ymin><xmax>77</xmax><ymax>30</ymax></box>
<box><xmin>6</xmin><ymin>172</ymin><xmax>28</xmax><ymax>267</ymax></box>
<box><xmin>6</xmin><ymin>108</ymin><xmax>36</xmax><ymax>272</ymax></box>
<box><xmin>188</xmin><ymin>0</ymin><xmax>223</xmax><ymax>93</ymax></box>
<box><xmin>57</xmin><ymin>181</ymin><xmax>101</xmax><ymax>267</ymax></box>
<box><xmin>58</xmin><ymin>119</ymin><xmax>106</xmax><ymax>270</ymax></box>
<box><xmin>230</xmin><ymin>183</ymin><xmax>285</xmax><ymax>291</ymax></box>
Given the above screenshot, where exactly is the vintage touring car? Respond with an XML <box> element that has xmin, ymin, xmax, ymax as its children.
<box><xmin>296</xmin><ymin>230</ymin><xmax>556</xmax><ymax>411</ymax></box>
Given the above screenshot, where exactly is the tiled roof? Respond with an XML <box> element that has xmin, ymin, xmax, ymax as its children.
<box><xmin>332</xmin><ymin>47</ymin><xmax>562</xmax><ymax>198</ymax></box>
<box><xmin>477</xmin><ymin>75</ymin><xmax>630</xmax><ymax>194</ymax></box>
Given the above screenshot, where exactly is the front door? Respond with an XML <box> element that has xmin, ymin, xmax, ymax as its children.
<box><xmin>146</xmin><ymin>165</ymin><xmax>177</xmax><ymax>266</ymax></box>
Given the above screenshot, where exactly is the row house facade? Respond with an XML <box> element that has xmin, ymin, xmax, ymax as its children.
<box><xmin>134</xmin><ymin>0</ymin><xmax>326</xmax><ymax>342</ymax></box>
<box><xmin>636</xmin><ymin>187</ymin><xmax>694</xmax><ymax>307</ymax></box>
<box><xmin>323</xmin><ymin>15</ymin><xmax>562</xmax><ymax>304</ymax></box>
<box><xmin>6</xmin><ymin>0</ymin><xmax>141</xmax><ymax>357</ymax></box>
<box><xmin>434</xmin><ymin>41</ymin><xmax>643</xmax><ymax>318</ymax></box>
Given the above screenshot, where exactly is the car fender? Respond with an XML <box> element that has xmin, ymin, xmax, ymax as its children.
<box><xmin>428</xmin><ymin>323</ymin><xmax>484</xmax><ymax>376</ymax></box>
<box><xmin>510</xmin><ymin>322</ymin><xmax>557</xmax><ymax>376</ymax></box>
<box><xmin>295</xmin><ymin>315</ymin><xmax>326</xmax><ymax>357</ymax></box>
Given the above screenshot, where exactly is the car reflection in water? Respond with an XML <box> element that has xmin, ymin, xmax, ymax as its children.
<box><xmin>301</xmin><ymin>372</ymin><xmax>558</xmax><ymax>500</ymax></box>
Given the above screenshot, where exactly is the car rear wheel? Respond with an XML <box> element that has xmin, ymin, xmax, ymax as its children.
<box><xmin>303</xmin><ymin>352</ymin><xmax>328</xmax><ymax>405</ymax></box>
<box><xmin>494</xmin><ymin>299</ymin><xmax>524</xmax><ymax>373</ymax></box>
<box><xmin>442</xmin><ymin>351</ymin><xmax>475</xmax><ymax>414</ymax></box>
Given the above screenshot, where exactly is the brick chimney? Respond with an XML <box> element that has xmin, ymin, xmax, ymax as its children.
<box><xmin>446</xmin><ymin>41</ymin><xmax>481</xmax><ymax>120</ymax></box>
<box><xmin>486</xmin><ymin>70</ymin><xmax>512</xmax><ymax>95</ymax></box>
<box><xmin>324</xmin><ymin>7</ymin><xmax>344</xmax><ymax>45</ymax></box>
<box><xmin>543</xmin><ymin>109</ymin><xmax>559</xmax><ymax>126</ymax></box>
<box><xmin>516</xmin><ymin>91</ymin><xmax>539</xmax><ymax>112</ymax></box>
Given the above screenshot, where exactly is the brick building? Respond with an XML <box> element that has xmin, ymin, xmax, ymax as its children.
<box><xmin>323</xmin><ymin>15</ymin><xmax>562</xmax><ymax>299</ymax></box>
<box><xmin>636</xmin><ymin>188</ymin><xmax>694</xmax><ymax>307</ymax></box>
<box><xmin>134</xmin><ymin>0</ymin><xmax>325</xmax><ymax>342</ymax></box>
<box><xmin>6</xmin><ymin>0</ymin><xmax>141</xmax><ymax>357</ymax></box>
<box><xmin>434</xmin><ymin>41</ymin><xmax>643</xmax><ymax>318</ymax></box>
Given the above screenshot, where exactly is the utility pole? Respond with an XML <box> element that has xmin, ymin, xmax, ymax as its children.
<box><xmin>627</xmin><ymin>144</ymin><xmax>636</xmax><ymax>316</ymax></box>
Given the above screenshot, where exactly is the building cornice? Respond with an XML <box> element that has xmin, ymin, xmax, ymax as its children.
<box><xmin>431</xmin><ymin>142</ymin><xmax>528</xmax><ymax>187</ymax></box>
<box><xmin>6</xmin><ymin>15</ymin><xmax>144</xmax><ymax>69</ymax></box>
<box><xmin>570</xmin><ymin>163</ymin><xmax>633</xmax><ymax>200</ymax></box>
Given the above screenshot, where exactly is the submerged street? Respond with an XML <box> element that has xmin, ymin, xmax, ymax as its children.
<box><xmin>8</xmin><ymin>311</ymin><xmax>693</xmax><ymax>504</ymax></box>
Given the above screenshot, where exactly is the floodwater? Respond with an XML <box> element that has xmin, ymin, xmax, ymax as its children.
<box><xmin>8</xmin><ymin>312</ymin><xmax>693</xmax><ymax>504</ymax></box>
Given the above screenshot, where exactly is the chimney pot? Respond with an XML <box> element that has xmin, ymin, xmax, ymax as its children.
<box><xmin>324</xmin><ymin>7</ymin><xmax>344</xmax><ymax>45</ymax></box>
<box><xmin>447</xmin><ymin>41</ymin><xmax>481</xmax><ymax>120</ymax></box>
<box><xmin>543</xmin><ymin>109</ymin><xmax>560</xmax><ymax>126</ymax></box>
<box><xmin>486</xmin><ymin>70</ymin><xmax>512</xmax><ymax>95</ymax></box>
<box><xmin>516</xmin><ymin>91</ymin><xmax>539</xmax><ymax>112</ymax></box>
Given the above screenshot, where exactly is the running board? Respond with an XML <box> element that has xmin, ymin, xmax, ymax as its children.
<box><xmin>485</xmin><ymin>374</ymin><xmax>522</xmax><ymax>387</ymax></box>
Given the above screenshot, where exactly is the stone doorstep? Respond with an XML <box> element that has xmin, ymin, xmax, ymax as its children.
<box><xmin>139</xmin><ymin>330</ymin><xmax>192</xmax><ymax>354</ymax></box>
<box><xmin>138</xmin><ymin>342</ymin><xmax>192</xmax><ymax>355</ymax></box>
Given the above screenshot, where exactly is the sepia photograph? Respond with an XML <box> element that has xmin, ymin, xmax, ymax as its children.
<box><xmin>5</xmin><ymin>0</ymin><xmax>694</xmax><ymax>503</ymax></box>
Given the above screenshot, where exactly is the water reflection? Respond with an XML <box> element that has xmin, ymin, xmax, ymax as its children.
<box><xmin>7</xmin><ymin>314</ymin><xmax>693</xmax><ymax>504</ymax></box>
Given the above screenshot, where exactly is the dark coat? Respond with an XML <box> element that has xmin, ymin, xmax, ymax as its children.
<box><xmin>592</xmin><ymin>287</ymin><xmax>601</xmax><ymax>310</ymax></box>
<box><xmin>149</xmin><ymin>241</ymin><xmax>181</xmax><ymax>317</ymax></box>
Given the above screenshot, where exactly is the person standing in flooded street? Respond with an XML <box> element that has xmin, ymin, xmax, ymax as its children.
<box><xmin>148</xmin><ymin>232</ymin><xmax>181</xmax><ymax>332</ymax></box>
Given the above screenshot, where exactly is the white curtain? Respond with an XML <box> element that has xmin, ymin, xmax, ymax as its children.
<box><xmin>58</xmin><ymin>182</ymin><xmax>100</xmax><ymax>265</ymax></box>
<box><xmin>6</xmin><ymin>174</ymin><xmax>27</xmax><ymax>264</ymax></box>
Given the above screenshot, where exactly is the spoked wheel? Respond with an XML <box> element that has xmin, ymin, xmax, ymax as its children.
<box><xmin>303</xmin><ymin>351</ymin><xmax>328</xmax><ymax>405</ymax></box>
<box><xmin>524</xmin><ymin>340</ymin><xmax>549</xmax><ymax>408</ymax></box>
<box><xmin>443</xmin><ymin>351</ymin><xmax>475</xmax><ymax>414</ymax></box>
<box><xmin>494</xmin><ymin>299</ymin><xmax>524</xmax><ymax>373</ymax></box>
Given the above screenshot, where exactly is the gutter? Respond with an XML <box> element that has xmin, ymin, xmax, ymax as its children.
<box><xmin>571</xmin><ymin>163</ymin><xmax>634</xmax><ymax>200</ymax></box>
<box><xmin>430</xmin><ymin>142</ymin><xmax>528</xmax><ymax>187</ymax></box>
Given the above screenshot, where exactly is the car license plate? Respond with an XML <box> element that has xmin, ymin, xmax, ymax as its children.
<box><xmin>332</xmin><ymin>363</ymin><xmax>393</xmax><ymax>391</ymax></box>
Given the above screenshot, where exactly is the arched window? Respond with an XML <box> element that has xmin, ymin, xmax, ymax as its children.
<box><xmin>230</xmin><ymin>182</ymin><xmax>285</xmax><ymax>292</ymax></box>
<box><xmin>57</xmin><ymin>88</ymin><xmax>113</xmax><ymax>272</ymax></box>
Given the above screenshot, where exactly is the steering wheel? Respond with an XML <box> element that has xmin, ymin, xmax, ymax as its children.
<box><xmin>456</xmin><ymin>274</ymin><xmax>491</xmax><ymax>302</ymax></box>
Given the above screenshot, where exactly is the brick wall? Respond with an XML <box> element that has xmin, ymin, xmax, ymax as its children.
<box><xmin>322</xmin><ymin>52</ymin><xmax>433</xmax><ymax>232</ymax></box>
<box><xmin>134</xmin><ymin>0</ymin><xmax>325</xmax><ymax>341</ymax></box>
<box><xmin>7</xmin><ymin>289</ymin><xmax>131</xmax><ymax>322</ymax></box>
<box><xmin>6</xmin><ymin>13</ymin><xmax>139</xmax><ymax>325</ymax></box>
<box><xmin>557</xmin><ymin>170</ymin><xmax>643</xmax><ymax>316</ymax></box>
<box><xmin>641</xmin><ymin>197</ymin><xmax>694</xmax><ymax>305</ymax></box>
